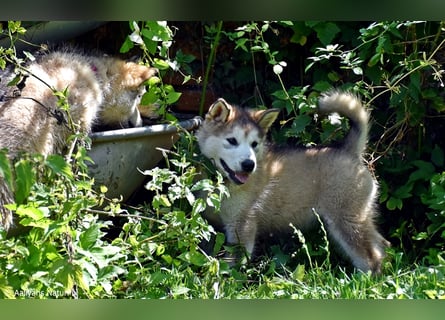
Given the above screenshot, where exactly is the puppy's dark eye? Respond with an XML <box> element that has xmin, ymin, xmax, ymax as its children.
<box><xmin>251</xmin><ymin>141</ymin><xmax>258</xmax><ymax>148</ymax></box>
<box><xmin>227</xmin><ymin>138</ymin><xmax>238</xmax><ymax>146</ymax></box>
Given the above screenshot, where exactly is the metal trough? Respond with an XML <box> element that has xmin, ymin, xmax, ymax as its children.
<box><xmin>88</xmin><ymin>117</ymin><xmax>202</xmax><ymax>201</ymax></box>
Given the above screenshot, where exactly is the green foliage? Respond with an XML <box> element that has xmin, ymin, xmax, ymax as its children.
<box><xmin>418</xmin><ymin>172</ymin><xmax>445</xmax><ymax>264</ymax></box>
<box><xmin>208</xmin><ymin>21</ymin><xmax>445</xmax><ymax>266</ymax></box>
<box><xmin>2</xmin><ymin>21</ymin><xmax>445</xmax><ymax>298</ymax></box>
<box><xmin>0</xmin><ymin>117</ymin><xmax>229</xmax><ymax>299</ymax></box>
<box><xmin>108</xmin><ymin>142</ymin><xmax>230</xmax><ymax>298</ymax></box>
<box><xmin>0</xmin><ymin>21</ymin><xmax>29</xmax><ymax>75</ymax></box>
<box><xmin>0</xmin><ymin>20</ymin><xmax>228</xmax><ymax>299</ymax></box>
<box><xmin>120</xmin><ymin>21</ymin><xmax>197</xmax><ymax>121</ymax></box>
<box><xmin>1</xmin><ymin>145</ymin><xmax>107</xmax><ymax>298</ymax></box>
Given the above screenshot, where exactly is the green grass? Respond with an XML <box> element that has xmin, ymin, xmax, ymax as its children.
<box><xmin>1</xmin><ymin>144</ymin><xmax>444</xmax><ymax>299</ymax></box>
<box><xmin>208</xmin><ymin>260</ymin><xmax>443</xmax><ymax>299</ymax></box>
<box><xmin>231</xmin><ymin>262</ymin><xmax>445</xmax><ymax>299</ymax></box>
<box><xmin>109</xmin><ymin>250</ymin><xmax>445</xmax><ymax>299</ymax></box>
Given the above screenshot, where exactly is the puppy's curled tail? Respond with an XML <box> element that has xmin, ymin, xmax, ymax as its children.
<box><xmin>318</xmin><ymin>91</ymin><xmax>369</xmax><ymax>157</ymax></box>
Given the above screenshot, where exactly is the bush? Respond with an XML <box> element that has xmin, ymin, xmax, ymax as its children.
<box><xmin>1</xmin><ymin>20</ymin><xmax>445</xmax><ymax>298</ymax></box>
<box><xmin>0</xmin><ymin>21</ymin><xmax>226</xmax><ymax>298</ymax></box>
<box><xmin>206</xmin><ymin>21</ymin><xmax>445</xmax><ymax>265</ymax></box>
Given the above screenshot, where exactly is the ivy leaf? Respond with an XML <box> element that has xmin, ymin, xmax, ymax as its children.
<box><xmin>192</xmin><ymin>198</ymin><xmax>206</xmax><ymax>214</ymax></box>
<box><xmin>313</xmin><ymin>22</ymin><xmax>341</xmax><ymax>46</ymax></box>
<box><xmin>14</xmin><ymin>205</ymin><xmax>51</xmax><ymax>229</ymax></box>
<box><xmin>178</xmin><ymin>251</ymin><xmax>207</xmax><ymax>266</ymax></box>
<box><xmin>387</xmin><ymin>196</ymin><xmax>403</xmax><ymax>210</ymax></box>
<box><xmin>368</xmin><ymin>52</ymin><xmax>382</xmax><ymax>67</ymax></box>
<box><xmin>141</xmin><ymin>89</ymin><xmax>159</xmax><ymax>105</ymax></box>
<box><xmin>153</xmin><ymin>194</ymin><xmax>171</xmax><ymax>209</ymax></box>
<box><xmin>212</xmin><ymin>232</ymin><xmax>225</xmax><ymax>256</ymax></box>
<box><xmin>409</xmin><ymin>71</ymin><xmax>421</xmax><ymax>102</ymax></box>
<box><xmin>14</xmin><ymin>159</ymin><xmax>35</xmax><ymax>205</ymax></box>
<box><xmin>408</xmin><ymin>160</ymin><xmax>435</xmax><ymax>184</ymax></box>
<box><xmin>287</xmin><ymin>114</ymin><xmax>312</xmax><ymax>136</ymax></box>
<box><xmin>0</xmin><ymin>282</ymin><xmax>15</xmax><ymax>299</ymax></box>
<box><xmin>431</xmin><ymin>145</ymin><xmax>444</xmax><ymax>167</ymax></box>
<box><xmin>45</xmin><ymin>155</ymin><xmax>73</xmax><ymax>180</ymax></box>
<box><xmin>170</xmin><ymin>285</ymin><xmax>190</xmax><ymax>297</ymax></box>
<box><xmin>166</xmin><ymin>90</ymin><xmax>182</xmax><ymax>105</ymax></box>
<box><xmin>119</xmin><ymin>36</ymin><xmax>134</xmax><ymax>53</ymax></box>
<box><xmin>292</xmin><ymin>264</ymin><xmax>306</xmax><ymax>281</ymax></box>
<box><xmin>234</xmin><ymin>38</ymin><xmax>248</xmax><ymax>51</ymax></box>
<box><xmin>80</xmin><ymin>224</ymin><xmax>100</xmax><ymax>250</ymax></box>
<box><xmin>152</xmin><ymin>58</ymin><xmax>170</xmax><ymax>70</ymax></box>
<box><xmin>312</xmin><ymin>80</ymin><xmax>332</xmax><ymax>92</ymax></box>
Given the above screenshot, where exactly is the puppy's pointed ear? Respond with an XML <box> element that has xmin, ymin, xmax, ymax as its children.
<box><xmin>206</xmin><ymin>98</ymin><xmax>232</xmax><ymax>122</ymax></box>
<box><xmin>120</xmin><ymin>61</ymin><xmax>158</xmax><ymax>88</ymax></box>
<box><xmin>254</xmin><ymin>108</ymin><xmax>280</xmax><ymax>132</ymax></box>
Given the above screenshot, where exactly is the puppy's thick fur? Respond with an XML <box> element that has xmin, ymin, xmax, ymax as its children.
<box><xmin>0</xmin><ymin>50</ymin><xmax>157</xmax><ymax>232</ymax></box>
<box><xmin>197</xmin><ymin>91</ymin><xmax>390</xmax><ymax>273</ymax></box>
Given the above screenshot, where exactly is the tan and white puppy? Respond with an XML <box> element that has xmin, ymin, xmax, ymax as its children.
<box><xmin>197</xmin><ymin>91</ymin><xmax>390</xmax><ymax>273</ymax></box>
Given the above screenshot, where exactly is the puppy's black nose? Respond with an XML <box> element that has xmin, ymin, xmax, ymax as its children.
<box><xmin>241</xmin><ymin>159</ymin><xmax>255</xmax><ymax>173</ymax></box>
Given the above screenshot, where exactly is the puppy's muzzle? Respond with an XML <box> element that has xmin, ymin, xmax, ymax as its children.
<box><xmin>220</xmin><ymin>159</ymin><xmax>256</xmax><ymax>185</ymax></box>
<box><xmin>241</xmin><ymin>159</ymin><xmax>255</xmax><ymax>173</ymax></box>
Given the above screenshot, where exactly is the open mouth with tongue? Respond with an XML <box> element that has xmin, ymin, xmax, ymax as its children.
<box><xmin>220</xmin><ymin>159</ymin><xmax>250</xmax><ymax>185</ymax></box>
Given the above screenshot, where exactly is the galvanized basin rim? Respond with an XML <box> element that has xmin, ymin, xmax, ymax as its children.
<box><xmin>89</xmin><ymin>117</ymin><xmax>202</xmax><ymax>142</ymax></box>
<box><xmin>87</xmin><ymin>117</ymin><xmax>202</xmax><ymax>200</ymax></box>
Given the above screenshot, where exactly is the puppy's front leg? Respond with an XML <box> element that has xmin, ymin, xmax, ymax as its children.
<box><xmin>223</xmin><ymin>219</ymin><xmax>257</xmax><ymax>265</ymax></box>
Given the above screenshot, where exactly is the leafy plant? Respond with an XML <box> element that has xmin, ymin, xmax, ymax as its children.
<box><xmin>213</xmin><ymin>21</ymin><xmax>445</xmax><ymax>265</ymax></box>
<box><xmin>120</xmin><ymin>21</ymin><xmax>196</xmax><ymax>121</ymax></box>
<box><xmin>2</xmin><ymin>20</ymin><xmax>445</xmax><ymax>299</ymax></box>
<box><xmin>0</xmin><ymin>21</ymin><xmax>27</xmax><ymax>70</ymax></box>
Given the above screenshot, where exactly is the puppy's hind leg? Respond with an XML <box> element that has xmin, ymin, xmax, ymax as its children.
<box><xmin>322</xmin><ymin>211</ymin><xmax>389</xmax><ymax>274</ymax></box>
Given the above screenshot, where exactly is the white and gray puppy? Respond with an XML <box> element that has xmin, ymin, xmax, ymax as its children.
<box><xmin>0</xmin><ymin>49</ymin><xmax>157</xmax><ymax>232</ymax></box>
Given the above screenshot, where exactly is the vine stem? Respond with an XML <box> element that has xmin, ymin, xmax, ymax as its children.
<box><xmin>367</xmin><ymin>37</ymin><xmax>445</xmax><ymax>107</ymax></box>
<box><xmin>199</xmin><ymin>21</ymin><xmax>223</xmax><ymax>116</ymax></box>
